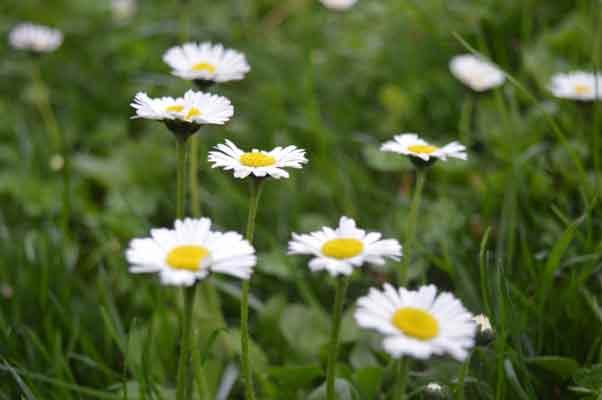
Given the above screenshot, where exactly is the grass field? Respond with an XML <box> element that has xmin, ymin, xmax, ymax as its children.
<box><xmin>1</xmin><ymin>0</ymin><xmax>602</xmax><ymax>399</ymax></box>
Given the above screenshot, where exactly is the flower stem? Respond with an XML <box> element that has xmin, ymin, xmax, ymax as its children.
<box><xmin>189</xmin><ymin>136</ymin><xmax>201</xmax><ymax>218</ymax></box>
<box><xmin>393</xmin><ymin>358</ymin><xmax>409</xmax><ymax>400</ymax></box>
<box><xmin>176</xmin><ymin>138</ymin><xmax>188</xmax><ymax>220</ymax></box>
<box><xmin>326</xmin><ymin>276</ymin><xmax>349</xmax><ymax>400</ymax></box>
<box><xmin>31</xmin><ymin>62</ymin><xmax>71</xmax><ymax>242</ymax></box>
<box><xmin>399</xmin><ymin>169</ymin><xmax>426</xmax><ymax>285</ymax></box>
<box><xmin>241</xmin><ymin>178</ymin><xmax>264</xmax><ymax>400</ymax></box>
<box><xmin>456</xmin><ymin>354</ymin><xmax>471</xmax><ymax>400</ymax></box>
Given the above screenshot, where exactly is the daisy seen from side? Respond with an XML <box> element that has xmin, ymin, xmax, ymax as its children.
<box><xmin>380</xmin><ymin>133</ymin><xmax>467</xmax><ymax>163</ymax></box>
<box><xmin>549</xmin><ymin>71</ymin><xmax>602</xmax><ymax>101</ymax></box>
<box><xmin>9</xmin><ymin>22</ymin><xmax>63</xmax><ymax>53</ymax></box>
<box><xmin>449</xmin><ymin>54</ymin><xmax>505</xmax><ymax>92</ymax></box>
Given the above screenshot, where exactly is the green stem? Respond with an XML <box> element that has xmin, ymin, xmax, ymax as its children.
<box><xmin>241</xmin><ymin>178</ymin><xmax>264</xmax><ymax>400</ymax></box>
<box><xmin>189</xmin><ymin>136</ymin><xmax>201</xmax><ymax>218</ymax></box>
<box><xmin>176</xmin><ymin>139</ymin><xmax>188</xmax><ymax>220</ymax></box>
<box><xmin>176</xmin><ymin>285</ymin><xmax>196</xmax><ymax>400</ymax></box>
<box><xmin>393</xmin><ymin>358</ymin><xmax>409</xmax><ymax>400</ymax></box>
<box><xmin>399</xmin><ymin>169</ymin><xmax>426</xmax><ymax>285</ymax></box>
<box><xmin>31</xmin><ymin>63</ymin><xmax>71</xmax><ymax>241</ymax></box>
<box><xmin>326</xmin><ymin>277</ymin><xmax>349</xmax><ymax>400</ymax></box>
<box><xmin>456</xmin><ymin>354</ymin><xmax>471</xmax><ymax>400</ymax></box>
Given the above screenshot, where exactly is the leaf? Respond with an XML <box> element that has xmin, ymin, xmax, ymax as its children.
<box><xmin>504</xmin><ymin>359</ymin><xmax>530</xmax><ymax>400</ymax></box>
<box><xmin>573</xmin><ymin>364</ymin><xmax>602</xmax><ymax>390</ymax></box>
<box><xmin>353</xmin><ymin>367</ymin><xmax>384</xmax><ymax>399</ymax></box>
<box><xmin>307</xmin><ymin>378</ymin><xmax>361</xmax><ymax>400</ymax></box>
<box><xmin>279</xmin><ymin>304</ymin><xmax>330</xmax><ymax>357</ymax></box>
<box><xmin>528</xmin><ymin>356</ymin><xmax>579</xmax><ymax>380</ymax></box>
<box><xmin>267</xmin><ymin>365</ymin><xmax>323</xmax><ymax>389</ymax></box>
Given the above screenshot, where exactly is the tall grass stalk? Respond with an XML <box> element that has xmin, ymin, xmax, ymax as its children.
<box><xmin>326</xmin><ymin>276</ymin><xmax>349</xmax><ymax>400</ymax></box>
<box><xmin>241</xmin><ymin>178</ymin><xmax>264</xmax><ymax>400</ymax></box>
<box><xmin>399</xmin><ymin>169</ymin><xmax>426</xmax><ymax>285</ymax></box>
<box><xmin>393</xmin><ymin>358</ymin><xmax>409</xmax><ymax>400</ymax></box>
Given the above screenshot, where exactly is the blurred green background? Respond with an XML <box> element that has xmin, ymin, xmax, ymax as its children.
<box><xmin>1</xmin><ymin>0</ymin><xmax>602</xmax><ymax>398</ymax></box>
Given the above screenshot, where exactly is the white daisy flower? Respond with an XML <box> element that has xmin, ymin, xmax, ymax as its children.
<box><xmin>130</xmin><ymin>90</ymin><xmax>234</xmax><ymax>125</ymax></box>
<box><xmin>320</xmin><ymin>0</ymin><xmax>358</xmax><ymax>11</ymax></box>
<box><xmin>288</xmin><ymin>216</ymin><xmax>402</xmax><ymax>277</ymax></box>
<box><xmin>112</xmin><ymin>0</ymin><xmax>136</xmax><ymax>21</ymax></box>
<box><xmin>449</xmin><ymin>54</ymin><xmax>505</xmax><ymax>92</ymax></box>
<box><xmin>381</xmin><ymin>133</ymin><xmax>467</xmax><ymax>162</ymax></box>
<box><xmin>126</xmin><ymin>218</ymin><xmax>256</xmax><ymax>287</ymax></box>
<box><xmin>163</xmin><ymin>42</ymin><xmax>250</xmax><ymax>83</ymax></box>
<box><xmin>355</xmin><ymin>284</ymin><xmax>476</xmax><ymax>361</ymax></box>
<box><xmin>9</xmin><ymin>23</ymin><xmax>63</xmax><ymax>53</ymax></box>
<box><xmin>549</xmin><ymin>71</ymin><xmax>602</xmax><ymax>101</ymax></box>
<box><xmin>208</xmin><ymin>139</ymin><xmax>308</xmax><ymax>179</ymax></box>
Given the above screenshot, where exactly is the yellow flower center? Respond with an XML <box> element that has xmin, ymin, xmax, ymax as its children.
<box><xmin>185</xmin><ymin>107</ymin><xmax>201</xmax><ymax>120</ymax></box>
<box><xmin>321</xmin><ymin>238</ymin><xmax>364</xmax><ymax>259</ymax></box>
<box><xmin>392</xmin><ymin>307</ymin><xmax>439</xmax><ymax>340</ymax></box>
<box><xmin>239</xmin><ymin>152</ymin><xmax>277</xmax><ymax>167</ymax></box>
<box><xmin>407</xmin><ymin>145</ymin><xmax>438</xmax><ymax>154</ymax></box>
<box><xmin>166</xmin><ymin>105</ymin><xmax>185</xmax><ymax>113</ymax></box>
<box><xmin>166</xmin><ymin>245</ymin><xmax>209</xmax><ymax>271</ymax></box>
<box><xmin>192</xmin><ymin>62</ymin><xmax>217</xmax><ymax>74</ymax></box>
<box><xmin>575</xmin><ymin>84</ymin><xmax>592</xmax><ymax>95</ymax></box>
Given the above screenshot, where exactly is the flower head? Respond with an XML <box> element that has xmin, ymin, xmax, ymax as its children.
<box><xmin>355</xmin><ymin>284</ymin><xmax>476</xmax><ymax>361</ymax></box>
<box><xmin>112</xmin><ymin>0</ymin><xmax>136</xmax><ymax>21</ymax></box>
<box><xmin>208</xmin><ymin>139</ymin><xmax>308</xmax><ymax>179</ymax></box>
<box><xmin>320</xmin><ymin>0</ymin><xmax>358</xmax><ymax>10</ymax></box>
<box><xmin>126</xmin><ymin>218</ymin><xmax>256</xmax><ymax>286</ymax></box>
<box><xmin>473</xmin><ymin>313</ymin><xmax>495</xmax><ymax>345</ymax></box>
<box><xmin>9</xmin><ymin>23</ymin><xmax>63</xmax><ymax>53</ymax></box>
<box><xmin>288</xmin><ymin>216</ymin><xmax>402</xmax><ymax>277</ymax></box>
<box><xmin>449</xmin><ymin>54</ymin><xmax>505</xmax><ymax>92</ymax></box>
<box><xmin>163</xmin><ymin>42</ymin><xmax>250</xmax><ymax>84</ymax></box>
<box><xmin>549</xmin><ymin>71</ymin><xmax>602</xmax><ymax>101</ymax></box>
<box><xmin>381</xmin><ymin>134</ymin><xmax>467</xmax><ymax>165</ymax></box>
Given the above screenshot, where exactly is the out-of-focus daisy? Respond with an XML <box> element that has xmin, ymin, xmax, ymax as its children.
<box><xmin>381</xmin><ymin>134</ymin><xmax>467</xmax><ymax>163</ymax></box>
<box><xmin>449</xmin><ymin>54</ymin><xmax>505</xmax><ymax>92</ymax></box>
<box><xmin>355</xmin><ymin>284</ymin><xmax>476</xmax><ymax>361</ymax></box>
<box><xmin>131</xmin><ymin>90</ymin><xmax>233</xmax><ymax>137</ymax></box>
<box><xmin>319</xmin><ymin>0</ymin><xmax>358</xmax><ymax>11</ymax></box>
<box><xmin>288</xmin><ymin>216</ymin><xmax>402</xmax><ymax>276</ymax></box>
<box><xmin>208</xmin><ymin>139</ymin><xmax>308</xmax><ymax>179</ymax></box>
<box><xmin>549</xmin><ymin>71</ymin><xmax>602</xmax><ymax>101</ymax></box>
<box><xmin>9</xmin><ymin>23</ymin><xmax>63</xmax><ymax>53</ymax></box>
<box><xmin>112</xmin><ymin>0</ymin><xmax>136</xmax><ymax>21</ymax></box>
<box><xmin>163</xmin><ymin>42</ymin><xmax>250</xmax><ymax>84</ymax></box>
<box><xmin>126</xmin><ymin>218</ymin><xmax>256</xmax><ymax>286</ymax></box>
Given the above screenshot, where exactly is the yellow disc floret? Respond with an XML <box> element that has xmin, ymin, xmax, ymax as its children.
<box><xmin>185</xmin><ymin>107</ymin><xmax>201</xmax><ymax>120</ymax></box>
<box><xmin>575</xmin><ymin>84</ymin><xmax>592</xmax><ymax>95</ymax></box>
<box><xmin>392</xmin><ymin>307</ymin><xmax>439</xmax><ymax>340</ymax></box>
<box><xmin>166</xmin><ymin>105</ymin><xmax>185</xmax><ymax>113</ymax></box>
<box><xmin>166</xmin><ymin>245</ymin><xmax>209</xmax><ymax>271</ymax></box>
<box><xmin>239</xmin><ymin>152</ymin><xmax>277</xmax><ymax>167</ymax></box>
<box><xmin>322</xmin><ymin>238</ymin><xmax>364</xmax><ymax>259</ymax></box>
<box><xmin>192</xmin><ymin>62</ymin><xmax>217</xmax><ymax>74</ymax></box>
<box><xmin>407</xmin><ymin>145</ymin><xmax>438</xmax><ymax>154</ymax></box>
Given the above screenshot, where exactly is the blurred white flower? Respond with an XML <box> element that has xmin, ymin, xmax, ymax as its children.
<box><xmin>130</xmin><ymin>90</ymin><xmax>234</xmax><ymax>125</ymax></box>
<box><xmin>355</xmin><ymin>284</ymin><xmax>476</xmax><ymax>361</ymax></box>
<box><xmin>126</xmin><ymin>218</ymin><xmax>256</xmax><ymax>286</ymax></box>
<box><xmin>319</xmin><ymin>0</ymin><xmax>358</xmax><ymax>11</ymax></box>
<box><xmin>112</xmin><ymin>0</ymin><xmax>136</xmax><ymax>21</ymax></box>
<box><xmin>288</xmin><ymin>216</ymin><xmax>402</xmax><ymax>276</ymax></box>
<box><xmin>381</xmin><ymin>133</ymin><xmax>467</xmax><ymax>162</ymax></box>
<box><xmin>473</xmin><ymin>314</ymin><xmax>493</xmax><ymax>334</ymax></box>
<box><xmin>549</xmin><ymin>71</ymin><xmax>602</xmax><ymax>101</ymax></box>
<box><xmin>208</xmin><ymin>139</ymin><xmax>308</xmax><ymax>179</ymax></box>
<box><xmin>449</xmin><ymin>54</ymin><xmax>505</xmax><ymax>92</ymax></box>
<box><xmin>9</xmin><ymin>23</ymin><xmax>63</xmax><ymax>53</ymax></box>
<box><xmin>163</xmin><ymin>42</ymin><xmax>250</xmax><ymax>83</ymax></box>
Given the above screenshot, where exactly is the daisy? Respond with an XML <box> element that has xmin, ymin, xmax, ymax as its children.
<box><xmin>381</xmin><ymin>133</ymin><xmax>467</xmax><ymax>163</ymax></box>
<box><xmin>126</xmin><ymin>218</ymin><xmax>256</xmax><ymax>286</ymax></box>
<box><xmin>163</xmin><ymin>42</ymin><xmax>250</xmax><ymax>83</ymax></box>
<box><xmin>288</xmin><ymin>216</ymin><xmax>402</xmax><ymax>276</ymax></box>
<box><xmin>319</xmin><ymin>0</ymin><xmax>358</xmax><ymax>11</ymax></box>
<box><xmin>549</xmin><ymin>71</ymin><xmax>602</xmax><ymax>101</ymax></box>
<box><xmin>449</xmin><ymin>54</ymin><xmax>505</xmax><ymax>92</ymax></box>
<box><xmin>9</xmin><ymin>22</ymin><xmax>63</xmax><ymax>53</ymax></box>
<box><xmin>355</xmin><ymin>284</ymin><xmax>476</xmax><ymax>361</ymax></box>
<box><xmin>112</xmin><ymin>0</ymin><xmax>136</xmax><ymax>21</ymax></box>
<box><xmin>208</xmin><ymin>139</ymin><xmax>308</xmax><ymax>179</ymax></box>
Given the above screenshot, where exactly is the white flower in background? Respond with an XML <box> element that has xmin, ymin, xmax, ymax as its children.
<box><xmin>381</xmin><ymin>134</ymin><xmax>467</xmax><ymax>162</ymax></box>
<box><xmin>319</xmin><ymin>0</ymin><xmax>358</xmax><ymax>11</ymax></box>
<box><xmin>288</xmin><ymin>216</ymin><xmax>402</xmax><ymax>276</ymax></box>
<box><xmin>473</xmin><ymin>314</ymin><xmax>493</xmax><ymax>334</ymax></box>
<box><xmin>163</xmin><ymin>42</ymin><xmax>250</xmax><ymax>83</ymax></box>
<box><xmin>449</xmin><ymin>54</ymin><xmax>505</xmax><ymax>92</ymax></box>
<box><xmin>112</xmin><ymin>0</ymin><xmax>136</xmax><ymax>21</ymax></box>
<box><xmin>208</xmin><ymin>140</ymin><xmax>308</xmax><ymax>179</ymax></box>
<box><xmin>126</xmin><ymin>218</ymin><xmax>256</xmax><ymax>286</ymax></box>
<box><xmin>549</xmin><ymin>71</ymin><xmax>602</xmax><ymax>101</ymax></box>
<box><xmin>9</xmin><ymin>23</ymin><xmax>63</xmax><ymax>53</ymax></box>
<box><xmin>130</xmin><ymin>90</ymin><xmax>234</xmax><ymax>125</ymax></box>
<box><xmin>355</xmin><ymin>284</ymin><xmax>476</xmax><ymax>361</ymax></box>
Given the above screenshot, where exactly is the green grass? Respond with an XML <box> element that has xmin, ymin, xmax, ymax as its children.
<box><xmin>1</xmin><ymin>0</ymin><xmax>602</xmax><ymax>398</ymax></box>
